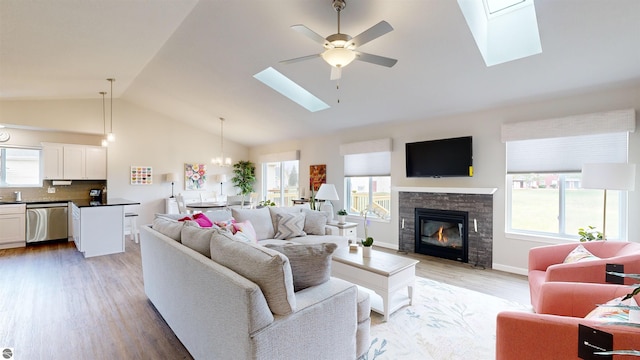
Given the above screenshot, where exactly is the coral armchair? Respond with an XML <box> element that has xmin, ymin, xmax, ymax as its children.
<box><xmin>528</xmin><ymin>241</ymin><xmax>640</xmax><ymax>312</ymax></box>
<box><xmin>497</xmin><ymin>283</ymin><xmax>640</xmax><ymax>360</ymax></box>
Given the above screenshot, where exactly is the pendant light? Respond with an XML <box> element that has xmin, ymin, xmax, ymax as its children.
<box><xmin>106</xmin><ymin>78</ymin><xmax>116</xmax><ymax>142</ymax></box>
<box><xmin>212</xmin><ymin>117</ymin><xmax>232</xmax><ymax>167</ymax></box>
<box><xmin>100</xmin><ymin>91</ymin><xmax>108</xmax><ymax>147</ymax></box>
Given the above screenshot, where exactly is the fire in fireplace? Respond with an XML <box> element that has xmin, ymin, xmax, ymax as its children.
<box><xmin>415</xmin><ymin>208</ymin><xmax>469</xmax><ymax>263</ymax></box>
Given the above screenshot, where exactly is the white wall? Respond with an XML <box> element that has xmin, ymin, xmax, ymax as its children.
<box><xmin>249</xmin><ymin>82</ymin><xmax>640</xmax><ymax>274</ymax></box>
<box><xmin>0</xmin><ymin>99</ymin><xmax>249</xmax><ymax>225</ymax></box>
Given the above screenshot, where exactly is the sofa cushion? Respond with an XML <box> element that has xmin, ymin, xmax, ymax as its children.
<box><xmin>181</xmin><ymin>224</ymin><xmax>221</xmax><ymax>257</ymax></box>
<box><xmin>584</xmin><ymin>295</ymin><xmax>638</xmax><ymax>322</ymax></box>
<box><xmin>269</xmin><ymin>207</ymin><xmax>302</xmax><ymax>234</ymax></box>
<box><xmin>202</xmin><ymin>208</ymin><xmax>233</xmax><ymax>222</ymax></box>
<box><xmin>210</xmin><ymin>231</ymin><xmax>296</xmax><ymax>315</ymax></box>
<box><xmin>265</xmin><ymin>242</ymin><xmax>337</xmax><ymax>291</ymax></box>
<box><xmin>232</xmin><ymin>207</ymin><xmax>275</xmax><ymax>240</ymax></box>
<box><xmin>563</xmin><ymin>244</ymin><xmax>600</xmax><ymax>263</ymax></box>
<box><xmin>303</xmin><ymin>209</ymin><xmax>329</xmax><ymax>235</ymax></box>
<box><xmin>274</xmin><ymin>212</ymin><xmax>307</xmax><ymax>240</ymax></box>
<box><xmin>152</xmin><ymin>216</ymin><xmax>184</xmax><ymax>242</ymax></box>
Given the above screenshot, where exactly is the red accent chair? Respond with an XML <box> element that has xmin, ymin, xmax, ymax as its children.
<box><xmin>528</xmin><ymin>241</ymin><xmax>640</xmax><ymax>312</ymax></box>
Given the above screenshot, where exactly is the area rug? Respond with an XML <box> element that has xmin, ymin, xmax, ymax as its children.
<box><xmin>359</xmin><ymin>277</ymin><xmax>533</xmax><ymax>360</ymax></box>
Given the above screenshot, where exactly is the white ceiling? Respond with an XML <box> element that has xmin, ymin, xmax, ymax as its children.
<box><xmin>2</xmin><ymin>0</ymin><xmax>639</xmax><ymax>146</ymax></box>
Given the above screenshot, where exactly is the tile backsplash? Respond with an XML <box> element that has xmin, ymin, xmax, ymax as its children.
<box><xmin>0</xmin><ymin>180</ymin><xmax>107</xmax><ymax>202</ymax></box>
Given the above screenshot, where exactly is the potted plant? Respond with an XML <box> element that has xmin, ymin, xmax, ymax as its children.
<box><xmin>361</xmin><ymin>211</ymin><xmax>374</xmax><ymax>257</ymax></box>
<box><xmin>257</xmin><ymin>199</ymin><xmax>276</xmax><ymax>208</ymax></box>
<box><xmin>231</xmin><ymin>160</ymin><xmax>256</xmax><ymax>207</ymax></box>
<box><xmin>578</xmin><ymin>226</ymin><xmax>604</xmax><ymax>242</ymax></box>
<box><xmin>337</xmin><ymin>209</ymin><xmax>348</xmax><ymax>224</ymax></box>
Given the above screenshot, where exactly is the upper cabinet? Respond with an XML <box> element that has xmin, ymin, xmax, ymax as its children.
<box><xmin>42</xmin><ymin>143</ymin><xmax>107</xmax><ymax>180</ymax></box>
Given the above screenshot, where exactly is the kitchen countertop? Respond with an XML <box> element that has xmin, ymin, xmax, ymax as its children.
<box><xmin>0</xmin><ymin>198</ymin><xmax>140</xmax><ymax>207</ymax></box>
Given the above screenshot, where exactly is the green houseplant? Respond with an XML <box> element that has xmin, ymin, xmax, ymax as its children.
<box><xmin>361</xmin><ymin>211</ymin><xmax>374</xmax><ymax>257</ymax></box>
<box><xmin>578</xmin><ymin>226</ymin><xmax>604</xmax><ymax>242</ymax></box>
<box><xmin>231</xmin><ymin>160</ymin><xmax>256</xmax><ymax>207</ymax></box>
<box><xmin>337</xmin><ymin>209</ymin><xmax>348</xmax><ymax>224</ymax></box>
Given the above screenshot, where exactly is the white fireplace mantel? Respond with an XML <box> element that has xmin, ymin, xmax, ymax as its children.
<box><xmin>393</xmin><ymin>186</ymin><xmax>498</xmax><ymax>195</ymax></box>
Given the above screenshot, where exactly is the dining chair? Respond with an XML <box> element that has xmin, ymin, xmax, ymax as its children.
<box><xmin>175</xmin><ymin>194</ymin><xmax>190</xmax><ymax>214</ymax></box>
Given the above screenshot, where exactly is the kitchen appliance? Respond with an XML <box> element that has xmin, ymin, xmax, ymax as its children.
<box><xmin>26</xmin><ymin>203</ymin><xmax>69</xmax><ymax>243</ymax></box>
<box><xmin>89</xmin><ymin>189</ymin><xmax>102</xmax><ymax>202</ymax></box>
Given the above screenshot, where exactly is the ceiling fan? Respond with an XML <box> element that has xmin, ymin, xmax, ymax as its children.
<box><xmin>281</xmin><ymin>0</ymin><xmax>397</xmax><ymax>80</ymax></box>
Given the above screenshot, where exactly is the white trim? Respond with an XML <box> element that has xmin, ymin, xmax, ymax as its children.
<box><xmin>491</xmin><ymin>263</ymin><xmax>528</xmax><ymax>276</ymax></box>
<box><xmin>393</xmin><ymin>186</ymin><xmax>498</xmax><ymax>195</ymax></box>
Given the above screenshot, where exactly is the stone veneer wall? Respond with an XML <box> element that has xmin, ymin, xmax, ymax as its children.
<box><xmin>398</xmin><ymin>191</ymin><xmax>493</xmax><ymax>268</ymax></box>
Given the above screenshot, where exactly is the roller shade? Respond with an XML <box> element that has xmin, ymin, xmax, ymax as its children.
<box><xmin>341</xmin><ymin>138</ymin><xmax>392</xmax><ymax>177</ymax></box>
<box><xmin>259</xmin><ymin>150</ymin><xmax>300</xmax><ymax>163</ymax></box>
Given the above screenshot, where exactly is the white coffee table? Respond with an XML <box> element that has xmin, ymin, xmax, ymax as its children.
<box><xmin>331</xmin><ymin>247</ymin><xmax>419</xmax><ymax>322</ymax></box>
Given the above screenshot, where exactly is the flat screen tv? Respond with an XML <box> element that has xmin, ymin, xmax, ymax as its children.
<box><xmin>406</xmin><ymin>136</ymin><xmax>473</xmax><ymax>177</ymax></box>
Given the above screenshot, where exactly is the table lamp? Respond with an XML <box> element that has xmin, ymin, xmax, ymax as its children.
<box><xmin>164</xmin><ymin>173</ymin><xmax>178</xmax><ymax>198</ymax></box>
<box><xmin>315</xmin><ymin>183</ymin><xmax>339</xmax><ymax>220</ymax></box>
<box><xmin>581</xmin><ymin>163</ymin><xmax>636</xmax><ymax>239</ymax></box>
<box><xmin>214</xmin><ymin>174</ymin><xmax>227</xmax><ymax>196</ymax></box>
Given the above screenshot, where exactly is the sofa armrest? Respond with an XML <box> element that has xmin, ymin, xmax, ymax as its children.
<box><xmin>528</xmin><ymin>242</ymin><xmax>580</xmax><ymax>271</ymax></box>
<box><xmin>325</xmin><ymin>224</ymin><xmax>339</xmax><ymax>236</ymax></box>
<box><xmin>496</xmin><ymin>311</ymin><xmax>640</xmax><ymax>360</ymax></box>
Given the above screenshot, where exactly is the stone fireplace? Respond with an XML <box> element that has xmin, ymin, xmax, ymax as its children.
<box><xmin>397</xmin><ymin>188</ymin><xmax>495</xmax><ymax>269</ymax></box>
<box><xmin>415</xmin><ymin>208</ymin><xmax>469</xmax><ymax>263</ymax></box>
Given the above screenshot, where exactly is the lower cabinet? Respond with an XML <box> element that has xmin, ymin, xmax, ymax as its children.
<box><xmin>72</xmin><ymin>204</ymin><xmax>124</xmax><ymax>258</ymax></box>
<box><xmin>0</xmin><ymin>204</ymin><xmax>26</xmax><ymax>249</ymax></box>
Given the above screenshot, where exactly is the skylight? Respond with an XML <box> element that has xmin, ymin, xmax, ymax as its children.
<box><xmin>253</xmin><ymin>67</ymin><xmax>330</xmax><ymax>112</ymax></box>
<box><xmin>458</xmin><ymin>0</ymin><xmax>542</xmax><ymax>66</ymax></box>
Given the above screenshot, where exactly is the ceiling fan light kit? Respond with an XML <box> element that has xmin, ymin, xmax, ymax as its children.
<box><xmin>281</xmin><ymin>0</ymin><xmax>397</xmax><ymax>80</ymax></box>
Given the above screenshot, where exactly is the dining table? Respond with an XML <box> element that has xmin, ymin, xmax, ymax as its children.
<box><xmin>186</xmin><ymin>202</ymin><xmax>228</xmax><ymax>212</ymax></box>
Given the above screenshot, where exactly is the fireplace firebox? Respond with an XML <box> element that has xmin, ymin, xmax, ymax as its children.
<box><xmin>415</xmin><ymin>208</ymin><xmax>469</xmax><ymax>263</ymax></box>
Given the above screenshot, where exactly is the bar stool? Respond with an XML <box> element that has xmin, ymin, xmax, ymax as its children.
<box><xmin>124</xmin><ymin>212</ymin><xmax>140</xmax><ymax>243</ymax></box>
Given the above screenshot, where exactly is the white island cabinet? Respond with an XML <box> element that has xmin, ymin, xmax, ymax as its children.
<box><xmin>71</xmin><ymin>198</ymin><xmax>139</xmax><ymax>258</ymax></box>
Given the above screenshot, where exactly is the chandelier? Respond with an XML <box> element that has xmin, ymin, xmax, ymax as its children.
<box><xmin>212</xmin><ymin>117</ymin><xmax>232</xmax><ymax>167</ymax></box>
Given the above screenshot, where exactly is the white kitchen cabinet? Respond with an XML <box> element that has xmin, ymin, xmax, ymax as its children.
<box><xmin>42</xmin><ymin>143</ymin><xmax>64</xmax><ymax>179</ymax></box>
<box><xmin>42</xmin><ymin>143</ymin><xmax>107</xmax><ymax>180</ymax></box>
<box><xmin>0</xmin><ymin>204</ymin><xmax>26</xmax><ymax>249</ymax></box>
<box><xmin>73</xmin><ymin>203</ymin><xmax>124</xmax><ymax>258</ymax></box>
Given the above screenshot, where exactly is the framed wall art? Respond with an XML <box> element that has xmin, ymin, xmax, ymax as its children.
<box><xmin>185</xmin><ymin>163</ymin><xmax>207</xmax><ymax>190</ymax></box>
<box><xmin>131</xmin><ymin>166</ymin><xmax>152</xmax><ymax>185</ymax></box>
<box><xmin>309</xmin><ymin>164</ymin><xmax>326</xmax><ymax>192</ymax></box>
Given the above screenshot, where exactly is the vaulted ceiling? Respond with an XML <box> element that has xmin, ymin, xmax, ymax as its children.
<box><xmin>2</xmin><ymin>0</ymin><xmax>639</xmax><ymax>146</ymax></box>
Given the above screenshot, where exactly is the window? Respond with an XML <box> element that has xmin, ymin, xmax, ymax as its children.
<box><xmin>345</xmin><ymin>176</ymin><xmax>391</xmax><ymax>220</ymax></box>
<box><xmin>0</xmin><ymin>147</ymin><xmax>41</xmax><ymax>187</ymax></box>
<box><xmin>507</xmin><ymin>173</ymin><xmax>625</xmax><ymax>239</ymax></box>
<box><xmin>262</xmin><ymin>160</ymin><xmax>299</xmax><ymax>206</ymax></box>
<box><xmin>502</xmin><ymin>109</ymin><xmax>635</xmax><ymax>241</ymax></box>
<box><xmin>341</xmin><ymin>138</ymin><xmax>392</xmax><ymax>220</ymax></box>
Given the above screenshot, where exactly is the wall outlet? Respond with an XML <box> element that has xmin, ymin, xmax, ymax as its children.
<box><xmin>47</xmin><ymin>187</ymin><xmax>56</xmax><ymax>194</ymax></box>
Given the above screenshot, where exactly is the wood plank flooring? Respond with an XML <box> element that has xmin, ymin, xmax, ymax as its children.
<box><xmin>0</xmin><ymin>240</ymin><xmax>529</xmax><ymax>359</ymax></box>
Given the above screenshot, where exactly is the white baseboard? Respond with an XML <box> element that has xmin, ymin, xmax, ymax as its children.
<box><xmin>492</xmin><ymin>263</ymin><xmax>528</xmax><ymax>276</ymax></box>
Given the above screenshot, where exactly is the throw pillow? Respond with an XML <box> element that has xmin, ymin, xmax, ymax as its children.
<box><xmin>265</xmin><ymin>243</ymin><xmax>337</xmax><ymax>291</ymax></box>
<box><xmin>192</xmin><ymin>212</ymin><xmax>214</xmax><ymax>228</ymax></box>
<box><xmin>269</xmin><ymin>206</ymin><xmax>303</xmax><ymax>234</ymax></box>
<box><xmin>181</xmin><ymin>225</ymin><xmax>220</xmax><ymax>257</ymax></box>
<box><xmin>563</xmin><ymin>244</ymin><xmax>600</xmax><ymax>263</ymax></box>
<box><xmin>232</xmin><ymin>207</ymin><xmax>275</xmax><ymax>240</ymax></box>
<box><xmin>232</xmin><ymin>220</ymin><xmax>257</xmax><ymax>243</ymax></box>
<box><xmin>302</xmin><ymin>209</ymin><xmax>329</xmax><ymax>235</ymax></box>
<box><xmin>214</xmin><ymin>219</ymin><xmax>237</xmax><ymax>233</ymax></box>
<box><xmin>274</xmin><ymin>212</ymin><xmax>306</xmax><ymax>240</ymax></box>
<box><xmin>584</xmin><ymin>295</ymin><xmax>638</xmax><ymax>322</ymax></box>
<box><xmin>210</xmin><ymin>231</ymin><xmax>296</xmax><ymax>315</ymax></box>
<box><xmin>152</xmin><ymin>216</ymin><xmax>184</xmax><ymax>242</ymax></box>
<box><xmin>233</xmin><ymin>231</ymin><xmax>254</xmax><ymax>243</ymax></box>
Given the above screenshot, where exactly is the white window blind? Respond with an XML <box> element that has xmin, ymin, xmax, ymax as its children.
<box><xmin>503</xmin><ymin>109</ymin><xmax>635</xmax><ymax>173</ymax></box>
<box><xmin>506</xmin><ymin>132</ymin><xmax>628</xmax><ymax>173</ymax></box>
<box><xmin>340</xmin><ymin>138</ymin><xmax>392</xmax><ymax>177</ymax></box>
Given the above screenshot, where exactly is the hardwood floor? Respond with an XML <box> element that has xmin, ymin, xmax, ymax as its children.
<box><xmin>0</xmin><ymin>240</ymin><xmax>530</xmax><ymax>359</ymax></box>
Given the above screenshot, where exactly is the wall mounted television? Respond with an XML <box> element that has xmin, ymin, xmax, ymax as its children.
<box><xmin>405</xmin><ymin>136</ymin><xmax>473</xmax><ymax>177</ymax></box>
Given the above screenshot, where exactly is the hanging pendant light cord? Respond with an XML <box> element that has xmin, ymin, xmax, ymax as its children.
<box><xmin>220</xmin><ymin>117</ymin><xmax>225</xmax><ymax>161</ymax></box>
<box><xmin>100</xmin><ymin>92</ymin><xmax>106</xmax><ymax>134</ymax></box>
<box><xmin>108</xmin><ymin>78</ymin><xmax>114</xmax><ymax>134</ymax></box>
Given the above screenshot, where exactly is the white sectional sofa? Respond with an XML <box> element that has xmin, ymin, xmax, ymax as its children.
<box><xmin>140</xmin><ymin>207</ymin><xmax>370</xmax><ymax>359</ymax></box>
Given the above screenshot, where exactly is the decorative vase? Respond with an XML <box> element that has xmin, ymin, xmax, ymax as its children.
<box><xmin>362</xmin><ymin>245</ymin><xmax>372</xmax><ymax>258</ymax></box>
<box><xmin>338</xmin><ymin>215</ymin><xmax>346</xmax><ymax>224</ymax></box>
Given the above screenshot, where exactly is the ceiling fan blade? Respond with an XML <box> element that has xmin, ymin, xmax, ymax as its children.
<box><xmin>345</xmin><ymin>21</ymin><xmax>393</xmax><ymax>49</ymax></box>
<box><xmin>355</xmin><ymin>52</ymin><xmax>398</xmax><ymax>67</ymax></box>
<box><xmin>280</xmin><ymin>54</ymin><xmax>321</xmax><ymax>64</ymax></box>
<box><xmin>291</xmin><ymin>24</ymin><xmax>331</xmax><ymax>48</ymax></box>
<box><xmin>330</xmin><ymin>66</ymin><xmax>342</xmax><ymax>80</ymax></box>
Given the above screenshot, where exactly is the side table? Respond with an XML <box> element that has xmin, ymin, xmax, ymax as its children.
<box><xmin>327</xmin><ymin>221</ymin><xmax>357</xmax><ymax>242</ymax></box>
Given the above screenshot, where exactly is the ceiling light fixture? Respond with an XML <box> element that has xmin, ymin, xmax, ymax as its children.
<box><xmin>100</xmin><ymin>91</ymin><xmax>108</xmax><ymax>147</ymax></box>
<box><xmin>212</xmin><ymin>117</ymin><xmax>232</xmax><ymax>167</ymax></box>
<box><xmin>106</xmin><ymin>78</ymin><xmax>116</xmax><ymax>142</ymax></box>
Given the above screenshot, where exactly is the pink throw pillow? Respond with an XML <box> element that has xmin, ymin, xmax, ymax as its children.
<box><xmin>214</xmin><ymin>219</ymin><xmax>237</xmax><ymax>233</ymax></box>
<box><xmin>232</xmin><ymin>220</ymin><xmax>257</xmax><ymax>242</ymax></box>
<box><xmin>177</xmin><ymin>216</ymin><xmax>192</xmax><ymax>222</ymax></box>
<box><xmin>192</xmin><ymin>212</ymin><xmax>214</xmax><ymax>228</ymax></box>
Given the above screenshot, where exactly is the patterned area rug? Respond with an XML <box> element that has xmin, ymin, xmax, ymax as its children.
<box><xmin>359</xmin><ymin>277</ymin><xmax>533</xmax><ymax>360</ymax></box>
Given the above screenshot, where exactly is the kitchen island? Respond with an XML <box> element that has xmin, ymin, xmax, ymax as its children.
<box><xmin>71</xmin><ymin>198</ymin><xmax>140</xmax><ymax>258</ymax></box>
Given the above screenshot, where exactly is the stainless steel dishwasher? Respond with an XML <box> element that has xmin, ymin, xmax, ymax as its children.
<box><xmin>26</xmin><ymin>203</ymin><xmax>69</xmax><ymax>243</ymax></box>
